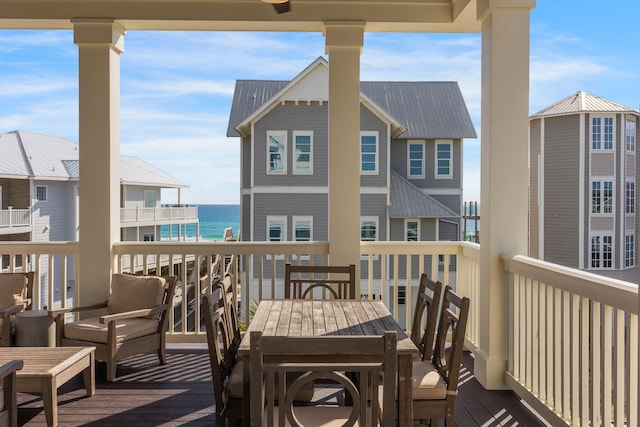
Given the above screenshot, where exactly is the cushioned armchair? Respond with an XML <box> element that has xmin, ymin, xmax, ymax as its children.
<box><xmin>50</xmin><ymin>273</ymin><xmax>177</xmax><ymax>381</ymax></box>
<box><xmin>0</xmin><ymin>272</ymin><xmax>34</xmax><ymax>347</ymax></box>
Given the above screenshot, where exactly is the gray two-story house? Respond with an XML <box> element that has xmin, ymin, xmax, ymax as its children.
<box><xmin>530</xmin><ymin>91</ymin><xmax>640</xmax><ymax>283</ymax></box>
<box><xmin>227</xmin><ymin>57</ymin><xmax>476</xmax><ymax>250</ymax></box>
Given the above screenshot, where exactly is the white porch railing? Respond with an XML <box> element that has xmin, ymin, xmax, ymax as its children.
<box><xmin>2</xmin><ymin>240</ymin><xmax>637</xmax><ymax>427</ymax></box>
<box><xmin>503</xmin><ymin>254</ymin><xmax>638</xmax><ymax>427</ymax></box>
<box><xmin>0</xmin><ymin>208</ymin><xmax>31</xmax><ymax>228</ymax></box>
<box><xmin>120</xmin><ymin>206</ymin><xmax>198</xmax><ymax>224</ymax></box>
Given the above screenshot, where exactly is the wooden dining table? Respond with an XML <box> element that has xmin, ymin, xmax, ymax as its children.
<box><xmin>237</xmin><ymin>299</ymin><xmax>418</xmax><ymax>426</ymax></box>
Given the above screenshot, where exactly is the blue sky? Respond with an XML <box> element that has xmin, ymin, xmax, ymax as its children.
<box><xmin>1</xmin><ymin>1</ymin><xmax>639</xmax><ymax>204</ymax></box>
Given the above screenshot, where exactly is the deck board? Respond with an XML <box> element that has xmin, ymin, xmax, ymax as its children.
<box><xmin>16</xmin><ymin>346</ymin><xmax>550</xmax><ymax>426</ymax></box>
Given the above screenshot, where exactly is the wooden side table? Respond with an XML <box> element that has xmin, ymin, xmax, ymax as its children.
<box><xmin>15</xmin><ymin>309</ymin><xmax>55</xmax><ymax>347</ymax></box>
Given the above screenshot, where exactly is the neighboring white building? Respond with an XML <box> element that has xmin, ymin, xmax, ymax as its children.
<box><xmin>0</xmin><ymin>130</ymin><xmax>198</xmax><ymax>300</ymax></box>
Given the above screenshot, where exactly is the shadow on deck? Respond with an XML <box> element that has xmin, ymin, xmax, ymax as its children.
<box><xmin>17</xmin><ymin>346</ymin><xmax>549</xmax><ymax>426</ymax></box>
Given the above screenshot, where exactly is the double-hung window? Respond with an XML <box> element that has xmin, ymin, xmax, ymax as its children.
<box><xmin>626</xmin><ymin>118</ymin><xmax>636</xmax><ymax>152</ymax></box>
<box><xmin>435</xmin><ymin>140</ymin><xmax>452</xmax><ymax>178</ymax></box>
<box><xmin>360</xmin><ymin>217</ymin><xmax>378</xmax><ymax>242</ymax></box>
<box><xmin>293</xmin><ymin>216</ymin><xmax>312</xmax><ymax>242</ymax></box>
<box><xmin>405</xmin><ymin>219</ymin><xmax>419</xmax><ymax>241</ymax></box>
<box><xmin>626</xmin><ymin>180</ymin><xmax>635</xmax><ymax>214</ymax></box>
<box><xmin>626</xmin><ymin>233</ymin><xmax>636</xmax><ymax>267</ymax></box>
<box><xmin>35</xmin><ymin>185</ymin><xmax>47</xmax><ymax>202</ymax></box>
<box><xmin>407</xmin><ymin>141</ymin><xmax>425</xmax><ymax>179</ymax></box>
<box><xmin>591</xmin><ymin>180</ymin><xmax>613</xmax><ymax>214</ymax></box>
<box><xmin>360</xmin><ymin>132</ymin><xmax>378</xmax><ymax>174</ymax></box>
<box><xmin>267</xmin><ymin>216</ymin><xmax>287</xmax><ymax>242</ymax></box>
<box><xmin>267</xmin><ymin>131</ymin><xmax>287</xmax><ymax>174</ymax></box>
<box><xmin>591</xmin><ymin>235</ymin><xmax>613</xmax><ymax>269</ymax></box>
<box><xmin>591</xmin><ymin>116</ymin><xmax>614</xmax><ymax>150</ymax></box>
<box><xmin>293</xmin><ymin>131</ymin><xmax>313</xmax><ymax>174</ymax></box>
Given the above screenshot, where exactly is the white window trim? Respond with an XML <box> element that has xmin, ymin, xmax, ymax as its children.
<box><xmin>266</xmin><ymin>215</ymin><xmax>287</xmax><ymax>242</ymax></box>
<box><xmin>625</xmin><ymin>178</ymin><xmax>635</xmax><ymax>215</ymax></box>
<box><xmin>266</xmin><ymin>215</ymin><xmax>287</xmax><ymax>260</ymax></box>
<box><xmin>434</xmin><ymin>139</ymin><xmax>453</xmax><ymax>179</ymax></box>
<box><xmin>404</xmin><ymin>219</ymin><xmax>420</xmax><ymax>241</ymax></box>
<box><xmin>625</xmin><ymin>232</ymin><xmax>636</xmax><ymax>268</ymax></box>
<box><xmin>292</xmin><ymin>131</ymin><xmax>313</xmax><ymax>175</ymax></box>
<box><xmin>360</xmin><ymin>131</ymin><xmax>379</xmax><ymax>175</ymax></box>
<box><xmin>590</xmin><ymin>178</ymin><xmax>615</xmax><ymax>216</ymax></box>
<box><xmin>590</xmin><ymin>115</ymin><xmax>616</xmax><ymax>152</ymax></box>
<box><xmin>35</xmin><ymin>185</ymin><xmax>48</xmax><ymax>202</ymax></box>
<box><xmin>407</xmin><ymin>140</ymin><xmax>425</xmax><ymax>179</ymax></box>
<box><xmin>626</xmin><ymin>117</ymin><xmax>636</xmax><ymax>153</ymax></box>
<box><xmin>292</xmin><ymin>216</ymin><xmax>313</xmax><ymax>261</ymax></box>
<box><xmin>266</xmin><ymin>130</ymin><xmax>287</xmax><ymax>175</ymax></box>
<box><xmin>292</xmin><ymin>216</ymin><xmax>313</xmax><ymax>242</ymax></box>
<box><xmin>360</xmin><ymin>216</ymin><xmax>379</xmax><ymax>260</ymax></box>
<box><xmin>590</xmin><ymin>233</ymin><xmax>614</xmax><ymax>270</ymax></box>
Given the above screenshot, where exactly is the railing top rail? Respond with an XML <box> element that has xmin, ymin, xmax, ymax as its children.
<box><xmin>112</xmin><ymin>240</ymin><xmax>330</xmax><ymax>256</ymax></box>
<box><xmin>501</xmin><ymin>253</ymin><xmax>638</xmax><ymax>314</ymax></box>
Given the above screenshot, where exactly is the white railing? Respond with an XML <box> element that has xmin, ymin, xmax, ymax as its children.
<box><xmin>0</xmin><ymin>242</ymin><xmax>79</xmax><ymax>310</ymax></box>
<box><xmin>0</xmin><ymin>208</ymin><xmax>31</xmax><ymax>228</ymax></box>
<box><xmin>110</xmin><ymin>240</ymin><xmax>480</xmax><ymax>345</ymax></box>
<box><xmin>502</xmin><ymin>254</ymin><xmax>638</xmax><ymax>427</ymax></box>
<box><xmin>120</xmin><ymin>206</ymin><xmax>198</xmax><ymax>224</ymax></box>
<box><xmin>2</xmin><ymin>240</ymin><xmax>637</xmax><ymax>427</ymax></box>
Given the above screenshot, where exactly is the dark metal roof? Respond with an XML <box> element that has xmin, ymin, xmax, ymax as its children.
<box><xmin>226</xmin><ymin>78</ymin><xmax>476</xmax><ymax>139</ymax></box>
<box><xmin>388</xmin><ymin>171</ymin><xmax>459</xmax><ymax>218</ymax></box>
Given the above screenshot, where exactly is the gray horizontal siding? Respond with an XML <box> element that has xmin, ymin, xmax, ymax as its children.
<box><xmin>252</xmin><ymin>193</ymin><xmax>328</xmax><ymax>241</ymax></box>
<box><xmin>529</xmin><ymin>118</ymin><xmax>541</xmax><ymax>258</ymax></box>
<box><xmin>253</xmin><ymin>103</ymin><xmax>328</xmax><ymax>187</ymax></box>
<box><xmin>543</xmin><ymin>115</ymin><xmax>580</xmax><ymax>268</ymax></box>
<box><xmin>590</xmin><ymin>152</ymin><xmax>615</xmax><ymax>176</ymax></box>
<box><xmin>389</xmin><ymin>139</ymin><xmax>462</xmax><ymax>190</ymax></box>
<box><xmin>242</xmin><ymin>137</ymin><xmax>251</xmax><ymax>188</ymax></box>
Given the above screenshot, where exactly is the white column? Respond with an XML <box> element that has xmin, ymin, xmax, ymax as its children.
<box><xmin>475</xmin><ymin>1</ymin><xmax>535</xmax><ymax>389</ymax></box>
<box><xmin>74</xmin><ymin>20</ymin><xmax>124</xmax><ymax>306</ymax></box>
<box><xmin>324</xmin><ymin>22</ymin><xmax>364</xmax><ymax>286</ymax></box>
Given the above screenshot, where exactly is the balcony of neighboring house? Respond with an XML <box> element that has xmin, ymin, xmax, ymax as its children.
<box><xmin>0</xmin><ymin>239</ymin><xmax>636</xmax><ymax>426</ymax></box>
<box><xmin>0</xmin><ymin>207</ymin><xmax>32</xmax><ymax>236</ymax></box>
<box><xmin>120</xmin><ymin>205</ymin><xmax>199</xmax><ymax>242</ymax></box>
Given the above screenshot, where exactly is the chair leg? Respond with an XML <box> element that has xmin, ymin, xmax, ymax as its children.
<box><xmin>107</xmin><ymin>360</ymin><xmax>117</xmax><ymax>382</ymax></box>
<box><xmin>158</xmin><ymin>334</ymin><xmax>167</xmax><ymax>365</ymax></box>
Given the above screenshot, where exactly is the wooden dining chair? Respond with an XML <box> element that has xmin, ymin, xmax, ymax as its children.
<box><xmin>411</xmin><ymin>287</ymin><xmax>470</xmax><ymax>427</ymax></box>
<box><xmin>410</xmin><ymin>274</ymin><xmax>443</xmax><ymax>361</ymax></box>
<box><xmin>250</xmin><ymin>330</ymin><xmax>397</xmax><ymax>427</ymax></box>
<box><xmin>202</xmin><ymin>289</ymin><xmax>243</xmax><ymax>427</ymax></box>
<box><xmin>284</xmin><ymin>264</ymin><xmax>356</xmax><ymax>299</ymax></box>
<box><xmin>214</xmin><ymin>273</ymin><xmax>241</xmax><ymax>355</ymax></box>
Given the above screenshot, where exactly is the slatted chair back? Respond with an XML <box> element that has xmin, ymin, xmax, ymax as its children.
<box><xmin>284</xmin><ymin>264</ymin><xmax>356</xmax><ymax>300</ymax></box>
<box><xmin>202</xmin><ymin>289</ymin><xmax>242</xmax><ymax>426</ymax></box>
<box><xmin>215</xmin><ymin>273</ymin><xmax>241</xmax><ymax>354</ymax></box>
<box><xmin>412</xmin><ymin>286</ymin><xmax>470</xmax><ymax>427</ymax></box>
<box><xmin>410</xmin><ymin>274</ymin><xmax>443</xmax><ymax>361</ymax></box>
<box><xmin>433</xmin><ymin>287</ymin><xmax>470</xmax><ymax>396</ymax></box>
<box><xmin>250</xmin><ymin>330</ymin><xmax>397</xmax><ymax>427</ymax></box>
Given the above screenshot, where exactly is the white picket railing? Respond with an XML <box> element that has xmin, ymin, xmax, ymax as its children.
<box><xmin>502</xmin><ymin>254</ymin><xmax>638</xmax><ymax>427</ymax></box>
<box><xmin>1</xmin><ymin>240</ymin><xmax>637</xmax><ymax>427</ymax></box>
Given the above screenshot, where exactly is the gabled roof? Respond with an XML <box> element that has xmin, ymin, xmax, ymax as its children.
<box><xmin>531</xmin><ymin>91</ymin><xmax>639</xmax><ymax>118</ymax></box>
<box><xmin>227</xmin><ymin>57</ymin><xmax>476</xmax><ymax>140</ymax></box>
<box><xmin>388</xmin><ymin>171</ymin><xmax>458</xmax><ymax>218</ymax></box>
<box><xmin>0</xmin><ymin>130</ymin><xmax>187</xmax><ymax>188</ymax></box>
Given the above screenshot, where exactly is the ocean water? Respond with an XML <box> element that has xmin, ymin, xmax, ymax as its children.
<box><xmin>160</xmin><ymin>204</ymin><xmax>240</xmax><ymax>241</ymax></box>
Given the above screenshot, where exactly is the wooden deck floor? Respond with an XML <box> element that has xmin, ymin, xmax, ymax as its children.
<box><xmin>17</xmin><ymin>346</ymin><xmax>549</xmax><ymax>426</ymax></box>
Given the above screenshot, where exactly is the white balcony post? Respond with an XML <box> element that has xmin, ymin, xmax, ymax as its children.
<box><xmin>74</xmin><ymin>20</ymin><xmax>124</xmax><ymax>306</ymax></box>
<box><xmin>324</xmin><ymin>22</ymin><xmax>364</xmax><ymax>287</ymax></box>
<box><xmin>475</xmin><ymin>1</ymin><xmax>535</xmax><ymax>389</ymax></box>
